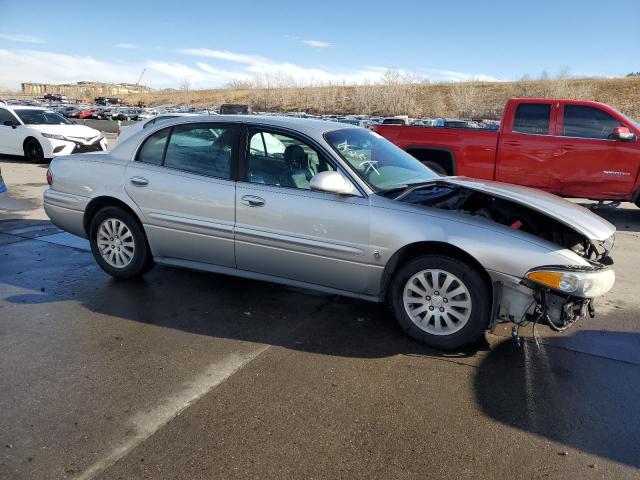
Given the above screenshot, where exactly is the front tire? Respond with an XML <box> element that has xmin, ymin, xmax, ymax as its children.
<box><xmin>389</xmin><ymin>255</ymin><xmax>490</xmax><ymax>350</ymax></box>
<box><xmin>24</xmin><ymin>138</ymin><xmax>45</xmax><ymax>163</ymax></box>
<box><xmin>89</xmin><ymin>206</ymin><xmax>153</xmax><ymax>279</ymax></box>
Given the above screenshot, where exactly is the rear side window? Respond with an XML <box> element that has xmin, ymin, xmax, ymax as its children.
<box><xmin>163</xmin><ymin>124</ymin><xmax>237</xmax><ymax>179</ymax></box>
<box><xmin>137</xmin><ymin>128</ymin><xmax>169</xmax><ymax>165</ymax></box>
<box><xmin>563</xmin><ymin>105</ymin><xmax>619</xmax><ymax>139</ymax></box>
<box><xmin>513</xmin><ymin>103</ymin><xmax>552</xmax><ymax>135</ymax></box>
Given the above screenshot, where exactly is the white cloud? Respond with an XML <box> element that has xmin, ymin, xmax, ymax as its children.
<box><xmin>0</xmin><ymin>33</ymin><xmax>43</xmax><ymax>43</ymax></box>
<box><xmin>114</xmin><ymin>43</ymin><xmax>139</xmax><ymax>49</ymax></box>
<box><xmin>303</xmin><ymin>40</ymin><xmax>331</xmax><ymax>48</ymax></box>
<box><xmin>176</xmin><ymin>48</ymin><xmax>266</xmax><ymax>65</ymax></box>
<box><xmin>0</xmin><ymin>47</ymin><xmax>500</xmax><ymax>91</ymax></box>
<box><xmin>0</xmin><ymin>49</ymin><xmax>140</xmax><ymax>88</ymax></box>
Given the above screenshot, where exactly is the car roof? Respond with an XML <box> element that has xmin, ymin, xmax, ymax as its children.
<box><xmin>167</xmin><ymin>114</ymin><xmax>358</xmax><ymax>136</ymax></box>
<box><xmin>5</xmin><ymin>106</ymin><xmax>48</xmax><ymax>111</ymax></box>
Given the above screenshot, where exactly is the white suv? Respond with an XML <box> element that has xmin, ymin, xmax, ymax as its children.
<box><xmin>0</xmin><ymin>104</ymin><xmax>107</xmax><ymax>162</ymax></box>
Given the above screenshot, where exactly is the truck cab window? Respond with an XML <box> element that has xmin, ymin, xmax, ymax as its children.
<box><xmin>513</xmin><ymin>103</ymin><xmax>552</xmax><ymax>135</ymax></box>
<box><xmin>563</xmin><ymin>105</ymin><xmax>619</xmax><ymax>140</ymax></box>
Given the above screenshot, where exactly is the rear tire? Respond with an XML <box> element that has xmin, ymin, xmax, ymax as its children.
<box><xmin>389</xmin><ymin>255</ymin><xmax>490</xmax><ymax>350</ymax></box>
<box><xmin>89</xmin><ymin>206</ymin><xmax>153</xmax><ymax>279</ymax></box>
<box><xmin>24</xmin><ymin>138</ymin><xmax>45</xmax><ymax>163</ymax></box>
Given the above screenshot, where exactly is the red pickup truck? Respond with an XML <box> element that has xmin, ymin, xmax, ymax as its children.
<box><xmin>373</xmin><ymin>98</ymin><xmax>640</xmax><ymax>206</ymax></box>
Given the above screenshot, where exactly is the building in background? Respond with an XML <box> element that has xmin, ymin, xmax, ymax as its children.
<box><xmin>21</xmin><ymin>81</ymin><xmax>152</xmax><ymax>100</ymax></box>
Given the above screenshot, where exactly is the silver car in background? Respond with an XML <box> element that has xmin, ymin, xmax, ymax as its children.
<box><xmin>44</xmin><ymin>116</ymin><xmax>616</xmax><ymax>349</ymax></box>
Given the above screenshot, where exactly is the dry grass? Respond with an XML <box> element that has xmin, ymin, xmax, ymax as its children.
<box><xmin>4</xmin><ymin>76</ymin><xmax>639</xmax><ymax>120</ymax></box>
<box><xmin>123</xmin><ymin>76</ymin><xmax>640</xmax><ymax>120</ymax></box>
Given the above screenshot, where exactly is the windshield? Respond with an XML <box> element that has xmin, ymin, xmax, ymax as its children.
<box><xmin>324</xmin><ymin>128</ymin><xmax>438</xmax><ymax>192</ymax></box>
<box><xmin>15</xmin><ymin>109</ymin><xmax>73</xmax><ymax>125</ymax></box>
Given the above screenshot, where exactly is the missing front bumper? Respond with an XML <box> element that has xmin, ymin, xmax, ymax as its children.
<box><xmin>495</xmin><ymin>283</ymin><xmax>594</xmax><ymax>334</ymax></box>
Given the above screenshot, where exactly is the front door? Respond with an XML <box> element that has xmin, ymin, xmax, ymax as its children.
<box><xmin>234</xmin><ymin>127</ymin><xmax>372</xmax><ymax>294</ymax></box>
<box><xmin>124</xmin><ymin>122</ymin><xmax>240</xmax><ymax>267</ymax></box>
<box><xmin>553</xmin><ymin>104</ymin><xmax>640</xmax><ymax>199</ymax></box>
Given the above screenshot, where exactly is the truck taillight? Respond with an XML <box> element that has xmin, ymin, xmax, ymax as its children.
<box><xmin>46</xmin><ymin>168</ymin><xmax>53</xmax><ymax>186</ymax></box>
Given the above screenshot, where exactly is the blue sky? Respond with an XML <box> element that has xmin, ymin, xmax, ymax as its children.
<box><xmin>0</xmin><ymin>0</ymin><xmax>638</xmax><ymax>89</ymax></box>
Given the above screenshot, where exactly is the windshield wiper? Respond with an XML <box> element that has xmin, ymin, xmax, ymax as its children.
<box><xmin>379</xmin><ymin>185</ymin><xmax>410</xmax><ymax>197</ymax></box>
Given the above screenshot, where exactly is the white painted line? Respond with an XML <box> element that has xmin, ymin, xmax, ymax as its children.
<box><xmin>34</xmin><ymin>232</ymin><xmax>91</xmax><ymax>251</ymax></box>
<box><xmin>75</xmin><ymin>346</ymin><xmax>269</xmax><ymax>480</ymax></box>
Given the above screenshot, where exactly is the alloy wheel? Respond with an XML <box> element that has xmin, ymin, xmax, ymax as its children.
<box><xmin>96</xmin><ymin>218</ymin><xmax>135</xmax><ymax>268</ymax></box>
<box><xmin>402</xmin><ymin>269</ymin><xmax>472</xmax><ymax>335</ymax></box>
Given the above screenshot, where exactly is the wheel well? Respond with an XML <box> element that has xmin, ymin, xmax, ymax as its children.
<box><xmin>83</xmin><ymin>196</ymin><xmax>142</xmax><ymax>236</ymax></box>
<box><xmin>405</xmin><ymin>148</ymin><xmax>455</xmax><ymax>175</ymax></box>
<box><xmin>23</xmin><ymin>136</ymin><xmax>39</xmax><ymax>150</ymax></box>
<box><xmin>380</xmin><ymin>241</ymin><xmax>492</xmax><ymax>300</ymax></box>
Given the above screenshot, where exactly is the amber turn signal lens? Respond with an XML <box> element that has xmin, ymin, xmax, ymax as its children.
<box><xmin>526</xmin><ymin>271</ymin><xmax>563</xmax><ymax>290</ymax></box>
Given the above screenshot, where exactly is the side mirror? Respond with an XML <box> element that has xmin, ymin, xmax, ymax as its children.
<box><xmin>310</xmin><ymin>171</ymin><xmax>358</xmax><ymax>196</ymax></box>
<box><xmin>3</xmin><ymin>120</ymin><xmax>17</xmax><ymax>128</ymax></box>
<box><xmin>612</xmin><ymin>126</ymin><xmax>637</xmax><ymax>142</ymax></box>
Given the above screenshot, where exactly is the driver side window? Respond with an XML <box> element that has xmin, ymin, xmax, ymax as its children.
<box><xmin>246</xmin><ymin>130</ymin><xmax>334</xmax><ymax>190</ymax></box>
<box><xmin>563</xmin><ymin>106</ymin><xmax>620</xmax><ymax>140</ymax></box>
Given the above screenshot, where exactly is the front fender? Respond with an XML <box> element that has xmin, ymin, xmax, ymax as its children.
<box><xmin>370</xmin><ymin>202</ymin><xmax>590</xmax><ymax>290</ymax></box>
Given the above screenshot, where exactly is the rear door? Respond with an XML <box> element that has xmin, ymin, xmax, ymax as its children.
<box><xmin>553</xmin><ymin>104</ymin><xmax>639</xmax><ymax>199</ymax></box>
<box><xmin>124</xmin><ymin>122</ymin><xmax>240</xmax><ymax>267</ymax></box>
<box><xmin>234</xmin><ymin>126</ymin><xmax>372</xmax><ymax>294</ymax></box>
<box><xmin>495</xmin><ymin>101</ymin><xmax>558</xmax><ymax>190</ymax></box>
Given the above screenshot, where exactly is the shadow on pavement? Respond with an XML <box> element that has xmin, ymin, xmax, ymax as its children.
<box><xmin>474</xmin><ymin>336</ymin><xmax>640</xmax><ymax>468</ymax></box>
<box><xmin>2</xmin><ymin>218</ymin><xmax>640</xmax><ymax>467</ymax></box>
<box><xmin>0</xmin><ymin>153</ymin><xmax>49</xmax><ymax>167</ymax></box>
<box><xmin>0</xmin><ymin>229</ymin><xmax>488</xmax><ymax>361</ymax></box>
<box><xmin>577</xmin><ymin>202</ymin><xmax>640</xmax><ymax>233</ymax></box>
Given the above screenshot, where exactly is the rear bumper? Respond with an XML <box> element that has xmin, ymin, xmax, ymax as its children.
<box><xmin>43</xmin><ymin>189</ymin><xmax>89</xmax><ymax>238</ymax></box>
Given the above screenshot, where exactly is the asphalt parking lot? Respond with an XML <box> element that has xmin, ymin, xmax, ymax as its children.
<box><xmin>1</xmin><ymin>145</ymin><xmax>640</xmax><ymax>479</ymax></box>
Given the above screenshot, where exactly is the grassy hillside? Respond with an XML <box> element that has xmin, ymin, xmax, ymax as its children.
<box><xmin>125</xmin><ymin>76</ymin><xmax>640</xmax><ymax>120</ymax></box>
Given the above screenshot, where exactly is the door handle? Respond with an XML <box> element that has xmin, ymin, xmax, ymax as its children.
<box><xmin>130</xmin><ymin>176</ymin><xmax>149</xmax><ymax>187</ymax></box>
<box><xmin>241</xmin><ymin>195</ymin><xmax>265</xmax><ymax>207</ymax></box>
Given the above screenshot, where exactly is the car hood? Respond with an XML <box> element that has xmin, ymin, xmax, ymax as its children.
<box><xmin>440</xmin><ymin>176</ymin><xmax>615</xmax><ymax>241</ymax></box>
<box><xmin>28</xmin><ymin>124</ymin><xmax>101</xmax><ymax>139</ymax></box>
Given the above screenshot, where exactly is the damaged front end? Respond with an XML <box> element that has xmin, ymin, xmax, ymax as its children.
<box><xmin>496</xmin><ymin>265</ymin><xmax>614</xmax><ymax>337</ymax></box>
<box><xmin>395</xmin><ymin>180</ymin><xmax>616</xmax><ymax>336</ymax></box>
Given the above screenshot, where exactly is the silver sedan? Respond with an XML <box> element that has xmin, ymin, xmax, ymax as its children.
<box><xmin>44</xmin><ymin>116</ymin><xmax>616</xmax><ymax>349</ymax></box>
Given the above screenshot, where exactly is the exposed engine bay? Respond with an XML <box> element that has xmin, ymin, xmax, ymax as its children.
<box><xmin>396</xmin><ymin>182</ymin><xmax>612</xmax><ymax>263</ymax></box>
<box><xmin>396</xmin><ymin>182</ymin><xmax>614</xmax><ymax>340</ymax></box>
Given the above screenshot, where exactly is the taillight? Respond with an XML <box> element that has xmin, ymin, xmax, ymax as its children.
<box><xmin>116</xmin><ymin>127</ymin><xmax>121</xmax><ymax>136</ymax></box>
<box><xmin>46</xmin><ymin>168</ymin><xmax>53</xmax><ymax>186</ymax></box>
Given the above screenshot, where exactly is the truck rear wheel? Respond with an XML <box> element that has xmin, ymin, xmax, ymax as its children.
<box><xmin>423</xmin><ymin>161</ymin><xmax>447</xmax><ymax>176</ymax></box>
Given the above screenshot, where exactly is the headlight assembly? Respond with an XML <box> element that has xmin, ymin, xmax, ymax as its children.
<box><xmin>526</xmin><ymin>267</ymin><xmax>615</xmax><ymax>298</ymax></box>
<box><xmin>41</xmin><ymin>132</ymin><xmax>66</xmax><ymax>141</ymax></box>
